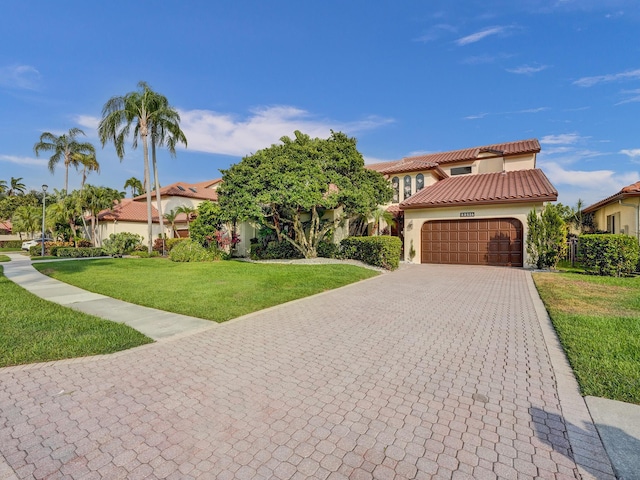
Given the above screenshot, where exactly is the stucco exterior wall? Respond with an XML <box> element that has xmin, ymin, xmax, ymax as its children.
<box><xmin>402</xmin><ymin>202</ymin><xmax>546</xmax><ymax>268</ymax></box>
<box><xmin>389</xmin><ymin>171</ymin><xmax>440</xmax><ymax>204</ymax></box>
<box><xmin>161</xmin><ymin>197</ymin><xmax>202</xmax><ymax>214</ymax></box>
<box><xmin>96</xmin><ymin>221</ymin><xmax>167</xmax><ymax>246</ymax></box>
<box><xmin>590</xmin><ymin>198</ymin><xmax>640</xmax><ymax>239</ymax></box>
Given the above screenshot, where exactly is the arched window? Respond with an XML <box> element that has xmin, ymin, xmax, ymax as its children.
<box><xmin>416</xmin><ymin>173</ymin><xmax>424</xmax><ymax>192</ymax></box>
<box><xmin>392</xmin><ymin>177</ymin><xmax>399</xmax><ymax>203</ymax></box>
<box><xmin>404</xmin><ymin>175</ymin><xmax>412</xmax><ymax>200</ymax></box>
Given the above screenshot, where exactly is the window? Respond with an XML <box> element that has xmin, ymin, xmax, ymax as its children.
<box><xmin>451</xmin><ymin>166</ymin><xmax>472</xmax><ymax>176</ymax></box>
<box><xmin>177</xmin><ymin>185</ymin><xmax>186</xmax><ymax>191</ymax></box>
<box><xmin>392</xmin><ymin>177</ymin><xmax>399</xmax><ymax>203</ymax></box>
<box><xmin>403</xmin><ymin>175</ymin><xmax>412</xmax><ymax>200</ymax></box>
<box><xmin>189</xmin><ymin>187</ymin><xmax>197</xmax><ymax>193</ymax></box>
<box><xmin>416</xmin><ymin>173</ymin><xmax>424</xmax><ymax>191</ymax></box>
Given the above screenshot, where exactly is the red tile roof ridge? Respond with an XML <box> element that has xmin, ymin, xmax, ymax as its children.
<box><xmin>133</xmin><ymin>179</ymin><xmax>220</xmax><ymax>202</ymax></box>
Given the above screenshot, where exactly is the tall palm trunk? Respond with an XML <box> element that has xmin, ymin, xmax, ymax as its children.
<box><xmin>151</xmin><ymin>139</ymin><xmax>165</xmax><ymax>254</ymax></box>
<box><xmin>141</xmin><ymin>128</ymin><xmax>153</xmax><ymax>254</ymax></box>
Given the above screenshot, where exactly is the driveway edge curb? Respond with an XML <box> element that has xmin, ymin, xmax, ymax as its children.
<box><xmin>525</xmin><ymin>272</ymin><xmax>616</xmax><ymax>480</ymax></box>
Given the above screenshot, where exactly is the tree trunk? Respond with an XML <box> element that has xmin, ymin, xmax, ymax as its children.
<box><xmin>142</xmin><ymin>131</ymin><xmax>153</xmax><ymax>254</ymax></box>
<box><xmin>151</xmin><ymin>141</ymin><xmax>165</xmax><ymax>254</ymax></box>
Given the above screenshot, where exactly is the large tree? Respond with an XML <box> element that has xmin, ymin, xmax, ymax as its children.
<box><xmin>74</xmin><ymin>153</ymin><xmax>100</xmax><ymax>188</ymax></box>
<box><xmin>80</xmin><ymin>185</ymin><xmax>123</xmax><ymax>246</ymax></box>
<box><xmin>8</xmin><ymin>177</ymin><xmax>26</xmax><ymax>196</ymax></box>
<box><xmin>98</xmin><ymin>81</ymin><xmax>185</xmax><ymax>253</ymax></box>
<box><xmin>123</xmin><ymin>177</ymin><xmax>144</xmax><ymax>197</ymax></box>
<box><xmin>34</xmin><ymin>128</ymin><xmax>96</xmax><ymax>194</ymax></box>
<box><xmin>218</xmin><ymin>130</ymin><xmax>393</xmax><ymax>258</ymax></box>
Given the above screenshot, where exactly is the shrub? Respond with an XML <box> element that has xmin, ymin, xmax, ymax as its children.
<box><xmin>0</xmin><ymin>240</ymin><xmax>22</xmax><ymax>248</ymax></box>
<box><xmin>580</xmin><ymin>234</ymin><xmax>639</xmax><ymax>277</ymax></box>
<box><xmin>129</xmin><ymin>250</ymin><xmax>160</xmax><ymax>258</ymax></box>
<box><xmin>56</xmin><ymin>247</ymin><xmax>106</xmax><ymax>258</ymax></box>
<box><xmin>317</xmin><ymin>241</ymin><xmax>338</xmax><ymax>258</ymax></box>
<box><xmin>102</xmin><ymin>233</ymin><xmax>143</xmax><ymax>257</ymax></box>
<box><xmin>169</xmin><ymin>239</ymin><xmax>223</xmax><ymax>262</ymax></box>
<box><xmin>166</xmin><ymin>238</ymin><xmax>187</xmax><ymax>251</ymax></box>
<box><xmin>527</xmin><ymin>205</ymin><xmax>568</xmax><ymax>269</ymax></box>
<box><xmin>340</xmin><ymin>236</ymin><xmax>402</xmax><ymax>270</ymax></box>
<box><xmin>250</xmin><ymin>240</ymin><xmax>303</xmax><ymax>260</ymax></box>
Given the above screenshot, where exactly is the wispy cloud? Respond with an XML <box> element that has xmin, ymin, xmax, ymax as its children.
<box><xmin>413</xmin><ymin>24</ymin><xmax>457</xmax><ymax>43</ymax></box>
<box><xmin>540</xmin><ymin>133</ymin><xmax>584</xmax><ymax>145</ymax></box>
<box><xmin>73</xmin><ymin>115</ymin><xmax>100</xmax><ymax>131</ymax></box>
<box><xmin>573</xmin><ymin>68</ymin><xmax>640</xmax><ymax>87</ymax></box>
<box><xmin>620</xmin><ymin>148</ymin><xmax>640</xmax><ymax>159</ymax></box>
<box><xmin>464</xmin><ymin>106</ymin><xmax>548</xmax><ymax>120</ymax></box>
<box><xmin>455</xmin><ymin>26</ymin><xmax>507</xmax><ymax>46</ymax></box>
<box><xmin>506</xmin><ymin>64</ymin><xmax>549</xmax><ymax>75</ymax></box>
<box><xmin>0</xmin><ymin>64</ymin><xmax>41</xmax><ymax>90</ymax></box>
<box><xmin>176</xmin><ymin>105</ymin><xmax>394</xmax><ymax>157</ymax></box>
<box><xmin>0</xmin><ymin>155</ymin><xmax>47</xmax><ymax>167</ymax></box>
<box><xmin>616</xmin><ymin>88</ymin><xmax>640</xmax><ymax>105</ymax></box>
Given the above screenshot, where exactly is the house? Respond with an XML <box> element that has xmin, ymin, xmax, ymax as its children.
<box><xmin>95</xmin><ymin>198</ymin><xmax>162</xmax><ymax>243</ymax></box>
<box><xmin>0</xmin><ymin>219</ymin><xmax>12</xmax><ymax>235</ymax></box>
<box><xmin>582</xmin><ymin>181</ymin><xmax>640</xmax><ymax>240</ymax></box>
<box><xmin>367</xmin><ymin>139</ymin><xmax>558</xmax><ymax>267</ymax></box>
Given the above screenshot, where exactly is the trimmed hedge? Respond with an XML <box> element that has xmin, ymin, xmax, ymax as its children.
<box><xmin>340</xmin><ymin>236</ymin><xmax>402</xmax><ymax>270</ymax></box>
<box><xmin>250</xmin><ymin>240</ymin><xmax>303</xmax><ymax>260</ymax></box>
<box><xmin>580</xmin><ymin>234</ymin><xmax>639</xmax><ymax>277</ymax></box>
<box><xmin>102</xmin><ymin>233</ymin><xmax>143</xmax><ymax>256</ymax></box>
<box><xmin>0</xmin><ymin>240</ymin><xmax>22</xmax><ymax>248</ymax></box>
<box><xmin>169</xmin><ymin>239</ymin><xmax>223</xmax><ymax>262</ymax></box>
<box><xmin>55</xmin><ymin>247</ymin><xmax>107</xmax><ymax>258</ymax></box>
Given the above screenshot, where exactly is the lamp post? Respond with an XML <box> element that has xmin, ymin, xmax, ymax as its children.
<box><xmin>41</xmin><ymin>184</ymin><xmax>48</xmax><ymax>257</ymax></box>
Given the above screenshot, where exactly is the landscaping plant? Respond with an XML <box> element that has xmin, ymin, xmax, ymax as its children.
<box><xmin>527</xmin><ymin>204</ymin><xmax>568</xmax><ymax>269</ymax></box>
<box><xmin>579</xmin><ymin>234</ymin><xmax>639</xmax><ymax>277</ymax></box>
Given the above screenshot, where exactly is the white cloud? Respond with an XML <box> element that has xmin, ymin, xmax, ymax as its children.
<box><xmin>464</xmin><ymin>106</ymin><xmax>547</xmax><ymax>120</ymax></box>
<box><xmin>540</xmin><ymin>133</ymin><xmax>583</xmax><ymax>145</ymax></box>
<box><xmin>0</xmin><ymin>64</ymin><xmax>41</xmax><ymax>90</ymax></box>
<box><xmin>73</xmin><ymin>114</ymin><xmax>100</xmax><ymax>131</ymax></box>
<box><xmin>573</xmin><ymin>68</ymin><xmax>640</xmax><ymax>87</ymax></box>
<box><xmin>456</xmin><ymin>26</ymin><xmax>506</xmax><ymax>46</ymax></box>
<box><xmin>620</xmin><ymin>148</ymin><xmax>640</xmax><ymax>158</ymax></box>
<box><xmin>0</xmin><ymin>155</ymin><xmax>48</xmax><ymax>167</ymax></box>
<box><xmin>539</xmin><ymin>161</ymin><xmax>638</xmax><ymax>199</ymax></box>
<box><xmin>616</xmin><ymin>88</ymin><xmax>640</xmax><ymax>105</ymax></box>
<box><xmin>506</xmin><ymin>64</ymin><xmax>549</xmax><ymax>75</ymax></box>
<box><xmin>177</xmin><ymin>105</ymin><xmax>394</xmax><ymax>156</ymax></box>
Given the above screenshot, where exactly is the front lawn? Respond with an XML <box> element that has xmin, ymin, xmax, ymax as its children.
<box><xmin>0</xmin><ymin>255</ymin><xmax>9</xmax><ymax>262</ymax></box>
<box><xmin>34</xmin><ymin>258</ymin><xmax>379</xmax><ymax>322</ymax></box>
<box><xmin>534</xmin><ymin>272</ymin><xmax>640</xmax><ymax>404</ymax></box>
<box><xmin>0</xmin><ymin>266</ymin><xmax>152</xmax><ymax>368</ymax></box>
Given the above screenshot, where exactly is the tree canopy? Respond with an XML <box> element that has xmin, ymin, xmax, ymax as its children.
<box><xmin>218</xmin><ymin>130</ymin><xmax>392</xmax><ymax>258</ymax></box>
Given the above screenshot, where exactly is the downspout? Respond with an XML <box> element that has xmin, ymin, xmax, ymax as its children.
<box><xmin>619</xmin><ymin>199</ymin><xmax>640</xmax><ymax>242</ymax></box>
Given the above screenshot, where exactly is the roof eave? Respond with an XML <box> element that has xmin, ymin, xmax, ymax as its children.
<box><xmin>400</xmin><ymin>195</ymin><xmax>558</xmax><ymax>210</ymax></box>
<box><xmin>583</xmin><ymin>192</ymin><xmax>640</xmax><ymax>213</ymax></box>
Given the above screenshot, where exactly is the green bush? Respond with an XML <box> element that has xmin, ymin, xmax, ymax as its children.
<box><xmin>129</xmin><ymin>250</ymin><xmax>160</xmax><ymax>258</ymax></box>
<box><xmin>102</xmin><ymin>232</ymin><xmax>143</xmax><ymax>256</ymax></box>
<box><xmin>580</xmin><ymin>234</ymin><xmax>639</xmax><ymax>277</ymax></box>
<box><xmin>166</xmin><ymin>238</ymin><xmax>187</xmax><ymax>251</ymax></box>
<box><xmin>169</xmin><ymin>239</ymin><xmax>223</xmax><ymax>262</ymax></box>
<box><xmin>0</xmin><ymin>240</ymin><xmax>22</xmax><ymax>248</ymax></box>
<box><xmin>340</xmin><ymin>236</ymin><xmax>402</xmax><ymax>270</ymax></box>
<box><xmin>250</xmin><ymin>240</ymin><xmax>303</xmax><ymax>260</ymax></box>
<box><xmin>56</xmin><ymin>247</ymin><xmax>106</xmax><ymax>258</ymax></box>
<box><xmin>317</xmin><ymin>241</ymin><xmax>339</xmax><ymax>258</ymax></box>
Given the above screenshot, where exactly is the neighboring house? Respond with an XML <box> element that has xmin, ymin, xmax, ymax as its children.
<box><xmin>95</xmin><ymin>198</ymin><xmax>162</xmax><ymax>244</ymax></box>
<box><xmin>367</xmin><ymin>139</ymin><xmax>558</xmax><ymax>267</ymax></box>
<box><xmin>582</xmin><ymin>181</ymin><xmax>640</xmax><ymax>240</ymax></box>
<box><xmin>0</xmin><ymin>220</ymin><xmax>11</xmax><ymax>235</ymax></box>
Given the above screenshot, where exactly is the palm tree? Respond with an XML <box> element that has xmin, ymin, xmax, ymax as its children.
<box><xmin>34</xmin><ymin>128</ymin><xmax>96</xmax><ymax>194</ymax></box>
<box><xmin>99</xmin><ymin>82</ymin><xmax>183</xmax><ymax>253</ymax></box>
<box><xmin>11</xmin><ymin>205</ymin><xmax>41</xmax><ymax>238</ymax></box>
<box><xmin>123</xmin><ymin>177</ymin><xmax>144</xmax><ymax>197</ymax></box>
<box><xmin>371</xmin><ymin>207</ymin><xmax>396</xmax><ymax>235</ymax></box>
<box><xmin>81</xmin><ymin>185</ymin><xmax>123</xmax><ymax>246</ymax></box>
<box><xmin>0</xmin><ymin>179</ymin><xmax>6</xmax><ymax>196</ymax></box>
<box><xmin>8</xmin><ymin>177</ymin><xmax>26</xmax><ymax>196</ymax></box>
<box><xmin>74</xmin><ymin>153</ymin><xmax>100</xmax><ymax>188</ymax></box>
<box><xmin>176</xmin><ymin>205</ymin><xmax>196</xmax><ymax>235</ymax></box>
<box><xmin>163</xmin><ymin>209</ymin><xmax>179</xmax><ymax>238</ymax></box>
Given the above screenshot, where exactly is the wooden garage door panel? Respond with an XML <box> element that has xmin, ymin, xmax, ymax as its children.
<box><xmin>421</xmin><ymin>218</ymin><xmax>523</xmax><ymax>267</ymax></box>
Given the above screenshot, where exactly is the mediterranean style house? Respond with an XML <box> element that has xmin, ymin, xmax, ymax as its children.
<box><xmin>582</xmin><ymin>181</ymin><xmax>640</xmax><ymax>240</ymax></box>
<box><xmin>95</xmin><ymin>138</ymin><xmax>558</xmax><ymax>267</ymax></box>
<box><xmin>367</xmin><ymin>139</ymin><xmax>558</xmax><ymax>267</ymax></box>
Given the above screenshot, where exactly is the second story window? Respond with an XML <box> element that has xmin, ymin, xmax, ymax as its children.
<box><xmin>404</xmin><ymin>175</ymin><xmax>412</xmax><ymax>200</ymax></box>
<box><xmin>451</xmin><ymin>166</ymin><xmax>472</xmax><ymax>176</ymax></box>
<box><xmin>392</xmin><ymin>177</ymin><xmax>399</xmax><ymax>203</ymax></box>
<box><xmin>416</xmin><ymin>173</ymin><xmax>424</xmax><ymax>191</ymax></box>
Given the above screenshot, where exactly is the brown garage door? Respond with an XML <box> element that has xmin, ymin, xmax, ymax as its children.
<box><xmin>421</xmin><ymin>218</ymin><xmax>523</xmax><ymax>267</ymax></box>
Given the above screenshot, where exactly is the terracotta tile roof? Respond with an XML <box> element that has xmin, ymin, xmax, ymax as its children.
<box><xmin>583</xmin><ymin>180</ymin><xmax>640</xmax><ymax>213</ymax></box>
<box><xmin>134</xmin><ymin>179</ymin><xmax>220</xmax><ymax>202</ymax></box>
<box><xmin>97</xmin><ymin>199</ymin><xmax>161</xmax><ymax>223</ymax></box>
<box><xmin>400</xmin><ymin>169</ymin><xmax>557</xmax><ymax>209</ymax></box>
<box><xmin>386</xmin><ymin>204</ymin><xmax>402</xmax><ymax>216</ymax></box>
<box><xmin>367</xmin><ymin>139</ymin><xmax>540</xmax><ymax>174</ymax></box>
<box><xmin>0</xmin><ymin>219</ymin><xmax>11</xmax><ymax>232</ymax></box>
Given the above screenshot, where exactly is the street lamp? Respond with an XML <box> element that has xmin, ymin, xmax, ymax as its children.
<box><xmin>41</xmin><ymin>184</ymin><xmax>48</xmax><ymax>257</ymax></box>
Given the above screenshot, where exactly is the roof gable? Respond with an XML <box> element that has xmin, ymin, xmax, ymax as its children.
<box><xmin>583</xmin><ymin>180</ymin><xmax>640</xmax><ymax>213</ymax></box>
<box><xmin>134</xmin><ymin>179</ymin><xmax>220</xmax><ymax>202</ymax></box>
<box><xmin>97</xmin><ymin>198</ymin><xmax>161</xmax><ymax>223</ymax></box>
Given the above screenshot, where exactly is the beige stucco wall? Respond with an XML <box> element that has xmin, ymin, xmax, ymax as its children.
<box><xmin>402</xmin><ymin>202</ymin><xmax>546</xmax><ymax>268</ymax></box>
<box><xmin>590</xmin><ymin>198</ymin><xmax>640</xmax><ymax>239</ymax></box>
<box><xmin>389</xmin><ymin>171</ymin><xmax>440</xmax><ymax>204</ymax></box>
<box><xmin>161</xmin><ymin>197</ymin><xmax>202</xmax><ymax>215</ymax></box>
<box><xmin>96</xmin><ymin>221</ymin><xmax>167</xmax><ymax>246</ymax></box>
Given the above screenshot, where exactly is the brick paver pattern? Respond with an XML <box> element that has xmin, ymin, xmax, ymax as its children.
<box><xmin>0</xmin><ymin>265</ymin><xmax>581</xmax><ymax>479</ymax></box>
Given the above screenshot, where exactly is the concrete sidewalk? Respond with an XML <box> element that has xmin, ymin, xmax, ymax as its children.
<box><xmin>2</xmin><ymin>253</ymin><xmax>214</xmax><ymax>340</ymax></box>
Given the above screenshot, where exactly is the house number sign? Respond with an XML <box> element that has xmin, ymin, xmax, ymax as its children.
<box><xmin>460</xmin><ymin>212</ymin><xmax>475</xmax><ymax>217</ymax></box>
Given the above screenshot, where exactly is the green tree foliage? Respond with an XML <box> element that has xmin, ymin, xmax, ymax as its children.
<box><xmin>527</xmin><ymin>204</ymin><xmax>568</xmax><ymax>269</ymax></box>
<box><xmin>0</xmin><ymin>193</ymin><xmax>39</xmax><ymax>221</ymax></box>
<box><xmin>11</xmin><ymin>205</ymin><xmax>41</xmax><ymax>238</ymax></box>
<box><xmin>34</xmin><ymin>128</ymin><xmax>96</xmax><ymax>194</ymax></box>
<box><xmin>7</xmin><ymin>177</ymin><xmax>26</xmax><ymax>197</ymax></box>
<box><xmin>189</xmin><ymin>201</ymin><xmax>225</xmax><ymax>246</ymax></box>
<box><xmin>219</xmin><ymin>130</ymin><xmax>393</xmax><ymax>258</ymax></box>
<box><xmin>80</xmin><ymin>185</ymin><xmax>123</xmax><ymax>246</ymax></box>
<box><xmin>123</xmin><ymin>177</ymin><xmax>144</xmax><ymax>197</ymax></box>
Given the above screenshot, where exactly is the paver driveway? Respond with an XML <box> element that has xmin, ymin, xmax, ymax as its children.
<box><xmin>1</xmin><ymin>265</ymin><xmax>589</xmax><ymax>479</ymax></box>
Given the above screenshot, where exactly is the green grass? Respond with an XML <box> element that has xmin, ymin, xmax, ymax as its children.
<box><xmin>0</xmin><ymin>266</ymin><xmax>152</xmax><ymax>368</ymax></box>
<box><xmin>0</xmin><ymin>255</ymin><xmax>9</xmax><ymax>262</ymax></box>
<box><xmin>34</xmin><ymin>258</ymin><xmax>379</xmax><ymax>322</ymax></box>
<box><xmin>534</xmin><ymin>271</ymin><xmax>640</xmax><ymax>404</ymax></box>
<box><xmin>0</xmin><ymin>247</ymin><xmax>21</xmax><ymax>252</ymax></box>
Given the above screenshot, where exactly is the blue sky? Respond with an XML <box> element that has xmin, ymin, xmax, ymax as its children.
<box><xmin>1</xmin><ymin>0</ymin><xmax>639</xmax><ymax>207</ymax></box>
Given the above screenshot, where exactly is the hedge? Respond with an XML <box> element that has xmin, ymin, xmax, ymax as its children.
<box><xmin>340</xmin><ymin>236</ymin><xmax>402</xmax><ymax>270</ymax></box>
<box><xmin>580</xmin><ymin>234</ymin><xmax>639</xmax><ymax>277</ymax></box>
<box><xmin>169</xmin><ymin>239</ymin><xmax>223</xmax><ymax>262</ymax></box>
<box><xmin>55</xmin><ymin>247</ymin><xmax>107</xmax><ymax>258</ymax></box>
<box><xmin>0</xmin><ymin>240</ymin><xmax>22</xmax><ymax>248</ymax></box>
